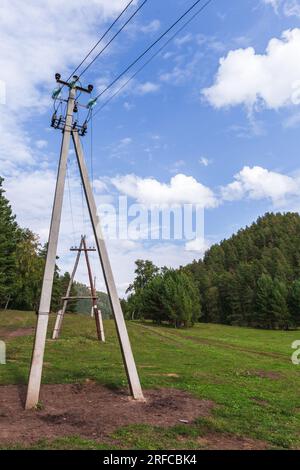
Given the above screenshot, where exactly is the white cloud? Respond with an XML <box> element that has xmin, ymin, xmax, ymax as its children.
<box><xmin>284</xmin><ymin>0</ymin><xmax>300</xmax><ymax>16</ymax></box>
<box><xmin>0</xmin><ymin>1</ymin><xmax>139</xmax><ymax>173</ymax></box>
<box><xmin>203</xmin><ymin>28</ymin><xmax>300</xmax><ymax>110</ymax></box>
<box><xmin>185</xmin><ymin>237</ymin><xmax>210</xmax><ymax>254</ymax></box>
<box><xmin>123</xmin><ymin>101</ymin><xmax>135</xmax><ymax>111</ymax></box>
<box><xmin>221</xmin><ymin>166</ymin><xmax>299</xmax><ymax>206</ymax></box>
<box><xmin>4</xmin><ymin>170</ymin><xmax>56</xmax><ymax>236</ymax></box>
<box><xmin>35</xmin><ymin>140</ymin><xmax>48</xmax><ymax>150</ymax></box>
<box><xmin>104</xmin><ymin>241</ymin><xmax>207</xmax><ymax>296</ymax></box>
<box><xmin>263</xmin><ymin>0</ymin><xmax>281</xmax><ymax>13</ymax></box>
<box><xmin>139</xmin><ymin>19</ymin><xmax>161</xmax><ymax>34</ymax></box>
<box><xmin>175</xmin><ymin>33</ymin><xmax>193</xmax><ymax>47</ymax></box>
<box><xmin>0</xmin><ymin>114</ymin><xmax>34</xmax><ymax>167</ymax></box>
<box><xmin>283</xmin><ymin>111</ymin><xmax>300</xmax><ymax>127</ymax></box>
<box><xmin>199</xmin><ymin>157</ymin><xmax>211</xmax><ymax>167</ymax></box>
<box><xmin>136</xmin><ymin>81</ymin><xmax>160</xmax><ymax>94</ymax></box>
<box><xmin>120</xmin><ymin>137</ymin><xmax>133</xmax><ymax>146</ymax></box>
<box><xmin>169</xmin><ymin>160</ymin><xmax>186</xmax><ymax>174</ymax></box>
<box><xmin>160</xmin><ymin>66</ymin><xmax>192</xmax><ymax>85</ymax></box>
<box><xmin>111</xmin><ymin>173</ymin><xmax>218</xmax><ymax>208</ymax></box>
<box><xmin>263</xmin><ymin>0</ymin><xmax>300</xmax><ymax>17</ymax></box>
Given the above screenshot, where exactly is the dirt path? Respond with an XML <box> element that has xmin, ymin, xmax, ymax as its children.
<box><xmin>136</xmin><ymin>323</ymin><xmax>286</xmax><ymax>360</ymax></box>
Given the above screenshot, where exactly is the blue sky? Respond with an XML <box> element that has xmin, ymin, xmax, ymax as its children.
<box><xmin>1</xmin><ymin>0</ymin><xmax>300</xmax><ymax>294</ymax></box>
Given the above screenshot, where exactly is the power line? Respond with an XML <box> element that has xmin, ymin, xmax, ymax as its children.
<box><xmin>91</xmin><ymin>0</ymin><xmax>213</xmax><ymax>119</ymax></box>
<box><xmin>54</xmin><ymin>0</ymin><xmax>143</xmax><ymax>109</ymax></box>
<box><xmin>92</xmin><ymin>0</ymin><xmax>212</xmax><ymax>103</ymax></box>
<box><xmin>78</xmin><ymin>0</ymin><xmax>149</xmax><ymax>80</ymax></box>
<box><xmin>66</xmin><ymin>0</ymin><xmax>136</xmax><ymax>83</ymax></box>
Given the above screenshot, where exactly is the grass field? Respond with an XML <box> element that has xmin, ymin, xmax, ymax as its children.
<box><xmin>0</xmin><ymin>310</ymin><xmax>300</xmax><ymax>450</ymax></box>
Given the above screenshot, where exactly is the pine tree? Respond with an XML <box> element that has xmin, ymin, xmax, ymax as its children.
<box><xmin>270</xmin><ymin>278</ymin><xmax>290</xmax><ymax>329</ymax></box>
<box><xmin>12</xmin><ymin>229</ymin><xmax>44</xmax><ymax>311</ymax></box>
<box><xmin>288</xmin><ymin>280</ymin><xmax>300</xmax><ymax>327</ymax></box>
<box><xmin>0</xmin><ymin>177</ymin><xmax>20</xmax><ymax>307</ymax></box>
<box><xmin>204</xmin><ymin>286</ymin><xmax>220</xmax><ymax>323</ymax></box>
<box><xmin>255</xmin><ymin>274</ymin><xmax>273</xmax><ymax>328</ymax></box>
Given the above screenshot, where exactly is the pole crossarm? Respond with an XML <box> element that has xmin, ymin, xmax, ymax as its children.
<box><xmin>61</xmin><ymin>296</ymin><xmax>97</xmax><ymax>300</ymax></box>
<box><xmin>70</xmin><ymin>247</ymin><xmax>96</xmax><ymax>252</ymax></box>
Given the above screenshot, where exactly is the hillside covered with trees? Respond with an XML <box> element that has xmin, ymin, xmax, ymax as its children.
<box><xmin>124</xmin><ymin>213</ymin><xmax>300</xmax><ymax>330</ymax></box>
<box><xmin>185</xmin><ymin>212</ymin><xmax>300</xmax><ymax>329</ymax></box>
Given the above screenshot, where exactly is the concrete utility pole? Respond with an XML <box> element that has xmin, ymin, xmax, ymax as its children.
<box><xmin>52</xmin><ymin>235</ymin><xmax>105</xmax><ymax>342</ymax></box>
<box><xmin>82</xmin><ymin>236</ymin><xmax>105</xmax><ymax>342</ymax></box>
<box><xmin>25</xmin><ymin>85</ymin><xmax>75</xmax><ymax>410</ymax></box>
<box><xmin>52</xmin><ymin>237</ymin><xmax>83</xmax><ymax>340</ymax></box>
<box><xmin>25</xmin><ymin>75</ymin><xmax>144</xmax><ymax>409</ymax></box>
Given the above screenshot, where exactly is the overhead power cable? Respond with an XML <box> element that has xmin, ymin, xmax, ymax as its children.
<box><xmin>78</xmin><ymin>0</ymin><xmax>149</xmax><ymax>80</ymax></box>
<box><xmin>92</xmin><ymin>0</ymin><xmax>213</xmax><ymax>104</ymax></box>
<box><xmin>66</xmin><ymin>0</ymin><xmax>136</xmax><ymax>83</ymax></box>
<box><xmin>91</xmin><ymin>0</ymin><xmax>213</xmax><ymax>119</ymax></box>
<box><xmin>54</xmin><ymin>0</ymin><xmax>144</xmax><ymax>107</ymax></box>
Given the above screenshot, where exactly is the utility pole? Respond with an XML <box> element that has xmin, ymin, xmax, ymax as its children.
<box><xmin>52</xmin><ymin>235</ymin><xmax>105</xmax><ymax>342</ymax></box>
<box><xmin>25</xmin><ymin>82</ymin><xmax>75</xmax><ymax>410</ymax></box>
<box><xmin>52</xmin><ymin>237</ymin><xmax>83</xmax><ymax>340</ymax></box>
<box><xmin>25</xmin><ymin>74</ymin><xmax>144</xmax><ymax>409</ymax></box>
<box><xmin>82</xmin><ymin>236</ymin><xmax>105</xmax><ymax>342</ymax></box>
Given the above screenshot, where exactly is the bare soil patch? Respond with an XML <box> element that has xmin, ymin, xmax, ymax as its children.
<box><xmin>198</xmin><ymin>433</ymin><xmax>268</xmax><ymax>450</ymax></box>
<box><xmin>0</xmin><ymin>384</ymin><xmax>214</xmax><ymax>446</ymax></box>
<box><xmin>237</xmin><ymin>369</ymin><xmax>283</xmax><ymax>380</ymax></box>
<box><xmin>0</xmin><ymin>327</ymin><xmax>34</xmax><ymax>340</ymax></box>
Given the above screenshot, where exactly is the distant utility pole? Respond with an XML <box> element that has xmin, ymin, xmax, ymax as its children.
<box><xmin>52</xmin><ymin>235</ymin><xmax>105</xmax><ymax>342</ymax></box>
<box><xmin>25</xmin><ymin>74</ymin><xmax>144</xmax><ymax>410</ymax></box>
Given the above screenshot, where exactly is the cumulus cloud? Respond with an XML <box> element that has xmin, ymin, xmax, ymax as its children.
<box><xmin>185</xmin><ymin>237</ymin><xmax>210</xmax><ymax>254</ymax></box>
<box><xmin>111</xmin><ymin>173</ymin><xmax>218</xmax><ymax>208</ymax></box>
<box><xmin>221</xmin><ymin>166</ymin><xmax>300</xmax><ymax>206</ymax></box>
<box><xmin>202</xmin><ymin>28</ymin><xmax>300</xmax><ymax>110</ymax></box>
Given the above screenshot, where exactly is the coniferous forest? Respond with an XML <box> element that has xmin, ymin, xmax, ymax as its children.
<box><xmin>124</xmin><ymin>213</ymin><xmax>300</xmax><ymax>330</ymax></box>
<box><xmin>184</xmin><ymin>212</ymin><xmax>300</xmax><ymax>329</ymax></box>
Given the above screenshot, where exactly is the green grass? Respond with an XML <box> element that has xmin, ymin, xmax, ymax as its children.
<box><xmin>0</xmin><ymin>309</ymin><xmax>300</xmax><ymax>450</ymax></box>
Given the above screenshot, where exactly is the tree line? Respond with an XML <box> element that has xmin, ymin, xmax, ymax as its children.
<box><xmin>123</xmin><ymin>213</ymin><xmax>300</xmax><ymax>330</ymax></box>
<box><xmin>2</xmin><ymin>175</ymin><xmax>300</xmax><ymax>329</ymax></box>
<box><xmin>122</xmin><ymin>260</ymin><xmax>201</xmax><ymax>327</ymax></box>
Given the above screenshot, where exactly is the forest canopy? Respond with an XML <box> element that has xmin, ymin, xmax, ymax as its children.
<box><xmin>123</xmin><ymin>213</ymin><xmax>300</xmax><ymax>330</ymax></box>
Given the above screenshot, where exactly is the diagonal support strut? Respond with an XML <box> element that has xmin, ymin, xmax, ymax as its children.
<box><xmin>72</xmin><ymin>130</ymin><xmax>144</xmax><ymax>400</ymax></box>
